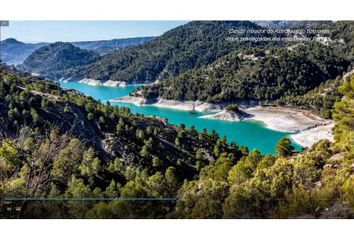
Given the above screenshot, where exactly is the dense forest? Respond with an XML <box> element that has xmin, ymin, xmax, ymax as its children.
<box><xmin>71</xmin><ymin>37</ymin><xmax>154</xmax><ymax>55</ymax></box>
<box><xmin>0</xmin><ymin>64</ymin><xmax>243</xmax><ymax>218</ymax></box>
<box><xmin>275</xmin><ymin>76</ymin><xmax>344</xmax><ymax>118</ymax></box>
<box><xmin>132</xmin><ymin>21</ymin><xmax>354</xmax><ymax>118</ymax></box>
<box><xmin>330</xmin><ymin>21</ymin><xmax>354</xmax><ymax>60</ymax></box>
<box><xmin>19</xmin><ymin>42</ymin><xmax>101</xmax><ymax>80</ymax></box>
<box><xmin>82</xmin><ymin>21</ymin><xmax>270</xmax><ymax>83</ymax></box>
<box><xmin>138</xmin><ymin>43</ymin><xmax>350</xmax><ymax>104</ymax></box>
<box><xmin>0</xmin><ymin>64</ymin><xmax>353</xmax><ymax>218</ymax></box>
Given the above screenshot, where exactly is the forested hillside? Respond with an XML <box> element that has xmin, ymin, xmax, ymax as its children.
<box><xmin>72</xmin><ymin>37</ymin><xmax>154</xmax><ymax>55</ymax></box>
<box><xmin>330</xmin><ymin>21</ymin><xmax>354</xmax><ymax>60</ymax></box>
<box><xmin>0</xmin><ymin>64</ymin><xmax>243</xmax><ymax>218</ymax></box>
<box><xmin>275</xmin><ymin>76</ymin><xmax>344</xmax><ymax>118</ymax></box>
<box><xmin>139</xmin><ymin>43</ymin><xmax>350</xmax><ymax>103</ymax></box>
<box><xmin>0</xmin><ymin>64</ymin><xmax>353</xmax><ymax>218</ymax></box>
<box><xmin>20</xmin><ymin>21</ymin><xmax>267</xmax><ymax>83</ymax></box>
<box><xmin>134</xmin><ymin>21</ymin><xmax>354</xmax><ymax>118</ymax></box>
<box><xmin>19</xmin><ymin>42</ymin><xmax>101</xmax><ymax>80</ymax></box>
<box><xmin>82</xmin><ymin>21</ymin><xmax>270</xmax><ymax>83</ymax></box>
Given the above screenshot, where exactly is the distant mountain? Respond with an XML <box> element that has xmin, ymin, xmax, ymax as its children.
<box><xmin>72</xmin><ymin>37</ymin><xmax>154</xmax><ymax>55</ymax></box>
<box><xmin>19</xmin><ymin>42</ymin><xmax>101</xmax><ymax>80</ymax></box>
<box><xmin>0</xmin><ymin>38</ymin><xmax>47</xmax><ymax>65</ymax></box>
<box><xmin>254</xmin><ymin>21</ymin><xmax>332</xmax><ymax>29</ymax></box>
<box><xmin>0</xmin><ymin>37</ymin><xmax>154</xmax><ymax>66</ymax></box>
<box><xmin>82</xmin><ymin>21</ymin><xmax>270</xmax><ymax>83</ymax></box>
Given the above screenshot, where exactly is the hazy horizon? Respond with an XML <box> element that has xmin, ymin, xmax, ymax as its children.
<box><xmin>1</xmin><ymin>21</ymin><xmax>188</xmax><ymax>43</ymax></box>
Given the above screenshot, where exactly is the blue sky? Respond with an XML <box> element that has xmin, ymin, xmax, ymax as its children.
<box><xmin>1</xmin><ymin>21</ymin><xmax>188</xmax><ymax>43</ymax></box>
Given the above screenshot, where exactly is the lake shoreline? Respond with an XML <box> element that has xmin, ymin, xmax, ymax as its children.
<box><xmin>79</xmin><ymin>78</ymin><xmax>127</xmax><ymax>87</ymax></box>
<box><xmin>290</xmin><ymin>123</ymin><xmax>335</xmax><ymax>148</ymax></box>
<box><xmin>111</xmin><ymin>96</ymin><xmax>222</xmax><ymax>112</ymax></box>
<box><xmin>112</xmin><ymin>95</ymin><xmax>335</xmax><ymax>148</ymax></box>
<box><xmin>58</xmin><ymin>78</ymin><xmax>154</xmax><ymax>88</ymax></box>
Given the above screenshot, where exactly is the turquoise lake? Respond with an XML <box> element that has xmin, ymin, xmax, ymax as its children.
<box><xmin>58</xmin><ymin>81</ymin><xmax>302</xmax><ymax>154</ymax></box>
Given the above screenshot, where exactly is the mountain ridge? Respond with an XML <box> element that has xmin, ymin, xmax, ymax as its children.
<box><xmin>0</xmin><ymin>37</ymin><xmax>154</xmax><ymax>65</ymax></box>
<box><xmin>18</xmin><ymin>42</ymin><xmax>101</xmax><ymax>80</ymax></box>
<box><xmin>82</xmin><ymin>21</ymin><xmax>269</xmax><ymax>83</ymax></box>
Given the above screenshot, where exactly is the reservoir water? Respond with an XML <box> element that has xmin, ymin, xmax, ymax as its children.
<box><xmin>58</xmin><ymin>81</ymin><xmax>302</xmax><ymax>154</ymax></box>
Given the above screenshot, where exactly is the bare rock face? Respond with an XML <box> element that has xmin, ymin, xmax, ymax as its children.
<box><xmin>200</xmin><ymin>109</ymin><xmax>251</xmax><ymax>121</ymax></box>
<box><xmin>111</xmin><ymin>96</ymin><xmax>147</xmax><ymax>105</ymax></box>
<box><xmin>194</xmin><ymin>100</ymin><xmax>222</xmax><ymax>112</ymax></box>
<box><xmin>101</xmin><ymin>135</ymin><xmax>127</xmax><ymax>158</ymax></box>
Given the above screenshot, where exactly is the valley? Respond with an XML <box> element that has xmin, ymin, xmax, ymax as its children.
<box><xmin>58</xmin><ymin>80</ymin><xmax>303</xmax><ymax>154</ymax></box>
<box><xmin>1</xmin><ymin>20</ymin><xmax>353</xmax><ymax>219</ymax></box>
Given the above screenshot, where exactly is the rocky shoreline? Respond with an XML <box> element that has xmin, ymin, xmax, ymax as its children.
<box><xmin>200</xmin><ymin>109</ymin><xmax>251</xmax><ymax>121</ymax></box>
<box><xmin>202</xmin><ymin>106</ymin><xmax>335</xmax><ymax>147</ymax></box>
<box><xmin>111</xmin><ymin>96</ymin><xmax>335</xmax><ymax>148</ymax></box>
<box><xmin>111</xmin><ymin>95</ymin><xmax>148</xmax><ymax>105</ymax></box>
<box><xmin>290</xmin><ymin>123</ymin><xmax>335</xmax><ymax>148</ymax></box>
<box><xmin>111</xmin><ymin>96</ymin><xmax>222</xmax><ymax>112</ymax></box>
<box><xmin>79</xmin><ymin>78</ymin><xmax>127</xmax><ymax>87</ymax></box>
<box><xmin>58</xmin><ymin>78</ymin><xmax>147</xmax><ymax>87</ymax></box>
<box><xmin>244</xmin><ymin>106</ymin><xmax>333</xmax><ymax>133</ymax></box>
